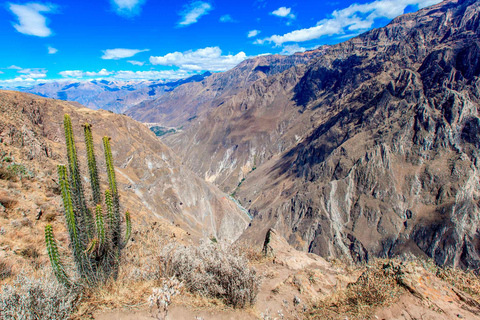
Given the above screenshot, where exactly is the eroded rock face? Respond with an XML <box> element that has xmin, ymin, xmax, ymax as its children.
<box><xmin>166</xmin><ymin>0</ymin><xmax>480</xmax><ymax>269</ymax></box>
<box><xmin>0</xmin><ymin>90</ymin><xmax>250</xmax><ymax>242</ymax></box>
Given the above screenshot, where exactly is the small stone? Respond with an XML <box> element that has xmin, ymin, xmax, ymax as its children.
<box><xmin>293</xmin><ymin>295</ymin><xmax>301</xmax><ymax>306</ymax></box>
<box><xmin>10</xmin><ymin>220</ymin><xmax>20</xmax><ymax>228</ymax></box>
<box><xmin>35</xmin><ymin>208</ymin><xmax>43</xmax><ymax>220</ymax></box>
<box><xmin>20</xmin><ymin>217</ymin><xmax>32</xmax><ymax>227</ymax></box>
<box><xmin>457</xmin><ymin>314</ymin><xmax>464</xmax><ymax>318</ymax></box>
<box><xmin>0</xmin><ymin>227</ymin><xmax>5</xmax><ymax>235</ymax></box>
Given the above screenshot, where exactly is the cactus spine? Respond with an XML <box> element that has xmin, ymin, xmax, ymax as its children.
<box><xmin>45</xmin><ymin>114</ymin><xmax>132</xmax><ymax>286</ymax></box>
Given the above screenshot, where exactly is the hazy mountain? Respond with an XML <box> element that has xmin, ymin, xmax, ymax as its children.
<box><xmin>161</xmin><ymin>0</ymin><xmax>480</xmax><ymax>269</ymax></box>
<box><xmin>21</xmin><ymin>73</ymin><xmax>211</xmax><ymax>114</ymax></box>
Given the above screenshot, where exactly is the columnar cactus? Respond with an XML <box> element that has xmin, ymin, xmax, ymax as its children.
<box><xmin>45</xmin><ymin>114</ymin><xmax>132</xmax><ymax>285</ymax></box>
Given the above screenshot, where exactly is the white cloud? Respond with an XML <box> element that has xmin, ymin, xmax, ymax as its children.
<box><xmin>247</xmin><ymin>30</ymin><xmax>260</xmax><ymax>38</ymax></box>
<box><xmin>6</xmin><ymin>67</ymin><xmax>48</xmax><ymax>79</ymax></box>
<box><xmin>178</xmin><ymin>1</ymin><xmax>212</xmax><ymax>26</ymax></box>
<box><xmin>149</xmin><ymin>46</ymin><xmax>247</xmax><ymax>72</ymax></box>
<box><xmin>101</xmin><ymin>48</ymin><xmax>149</xmax><ymax>60</ymax></box>
<box><xmin>8</xmin><ymin>3</ymin><xmax>57</xmax><ymax>37</ymax></box>
<box><xmin>113</xmin><ymin>70</ymin><xmax>193</xmax><ymax>80</ymax></box>
<box><xmin>127</xmin><ymin>60</ymin><xmax>145</xmax><ymax>66</ymax></box>
<box><xmin>59</xmin><ymin>69</ymin><xmax>111</xmax><ymax>78</ymax></box>
<box><xmin>220</xmin><ymin>14</ymin><xmax>235</xmax><ymax>22</ymax></box>
<box><xmin>258</xmin><ymin>0</ymin><xmax>442</xmax><ymax>46</ymax></box>
<box><xmin>48</xmin><ymin>46</ymin><xmax>58</xmax><ymax>54</ymax></box>
<box><xmin>0</xmin><ymin>71</ymin><xmax>3</xmax><ymax>74</ymax></box>
<box><xmin>110</xmin><ymin>0</ymin><xmax>147</xmax><ymax>17</ymax></box>
<box><xmin>271</xmin><ymin>7</ymin><xmax>295</xmax><ymax>19</ymax></box>
<box><xmin>0</xmin><ymin>77</ymin><xmax>50</xmax><ymax>88</ymax></box>
<box><xmin>280</xmin><ymin>44</ymin><xmax>307</xmax><ymax>55</ymax></box>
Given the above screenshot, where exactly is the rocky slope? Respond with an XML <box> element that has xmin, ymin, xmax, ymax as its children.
<box><xmin>0</xmin><ymin>90</ymin><xmax>250</xmax><ymax>244</ymax></box>
<box><xmin>125</xmin><ymin>52</ymin><xmax>324</xmax><ymax>128</ymax></box>
<box><xmin>162</xmin><ymin>0</ymin><xmax>480</xmax><ymax>269</ymax></box>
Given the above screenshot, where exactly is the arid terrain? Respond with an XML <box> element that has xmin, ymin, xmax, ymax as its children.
<box><xmin>2</xmin><ymin>0</ymin><xmax>480</xmax><ymax>319</ymax></box>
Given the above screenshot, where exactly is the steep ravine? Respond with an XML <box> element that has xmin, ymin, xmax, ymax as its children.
<box><xmin>166</xmin><ymin>0</ymin><xmax>480</xmax><ymax>269</ymax></box>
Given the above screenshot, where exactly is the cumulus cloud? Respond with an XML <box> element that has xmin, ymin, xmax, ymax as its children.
<box><xmin>271</xmin><ymin>7</ymin><xmax>295</xmax><ymax>19</ymax></box>
<box><xmin>48</xmin><ymin>46</ymin><xmax>58</xmax><ymax>54</ymax></box>
<box><xmin>18</xmin><ymin>70</ymin><xmax>48</xmax><ymax>79</ymax></box>
<box><xmin>0</xmin><ymin>77</ymin><xmax>50</xmax><ymax>88</ymax></box>
<box><xmin>127</xmin><ymin>60</ymin><xmax>145</xmax><ymax>66</ymax></box>
<box><xmin>113</xmin><ymin>70</ymin><xmax>193</xmax><ymax>80</ymax></box>
<box><xmin>8</xmin><ymin>3</ymin><xmax>57</xmax><ymax>37</ymax></box>
<box><xmin>7</xmin><ymin>66</ymin><xmax>48</xmax><ymax>79</ymax></box>
<box><xmin>59</xmin><ymin>69</ymin><xmax>111</xmax><ymax>78</ymax></box>
<box><xmin>178</xmin><ymin>1</ymin><xmax>212</xmax><ymax>26</ymax></box>
<box><xmin>247</xmin><ymin>30</ymin><xmax>260</xmax><ymax>38</ymax></box>
<box><xmin>149</xmin><ymin>46</ymin><xmax>247</xmax><ymax>72</ymax></box>
<box><xmin>101</xmin><ymin>48</ymin><xmax>149</xmax><ymax>60</ymax></box>
<box><xmin>258</xmin><ymin>0</ymin><xmax>442</xmax><ymax>46</ymax></box>
<box><xmin>220</xmin><ymin>14</ymin><xmax>235</xmax><ymax>22</ymax></box>
<box><xmin>110</xmin><ymin>0</ymin><xmax>147</xmax><ymax>17</ymax></box>
<box><xmin>280</xmin><ymin>44</ymin><xmax>307</xmax><ymax>55</ymax></box>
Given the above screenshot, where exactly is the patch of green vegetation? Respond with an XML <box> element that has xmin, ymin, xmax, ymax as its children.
<box><xmin>150</xmin><ymin>126</ymin><xmax>176</xmax><ymax>137</ymax></box>
<box><xmin>0</xmin><ymin>153</ymin><xmax>34</xmax><ymax>181</ymax></box>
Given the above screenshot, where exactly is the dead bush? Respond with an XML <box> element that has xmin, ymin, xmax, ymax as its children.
<box><xmin>19</xmin><ymin>247</ymin><xmax>39</xmax><ymax>259</ymax></box>
<box><xmin>0</xmin><ymin>275</ymin><xmax>80</xmax><ymax>320</ymax></box>
<box><xmin>0</xmin><ymin>195</ymin><xmax>16</xmax><ymax>209</ymax></box>
<box><xmin>436</xmin><ymin>267</ymin><xmax>480</xmax><ymax>300</ymax></box>
<box><xmin>44</xmin><ymin>212</ymin><xmax>57</xmax><ymax>222</ymax></box>
<box><xmin>307</xmin><ymin>260</ymin><xmax>404</xmax><ymax>319</ymax></box>
<box><xmin>159</xmin><ymin>242</ymin><xmax>261</xmax><ymax>308</ymax></box>
<box><xmin>0</xmin><ymin>261</ymin><xmax>13</xmax><ymax>280</ymax></box>
<box><xmin>0</xmin><ymin>168</ymin><xmax>16</xmax><ymax>181</ymax></box>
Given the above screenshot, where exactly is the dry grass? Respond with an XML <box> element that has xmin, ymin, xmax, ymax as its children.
<box><xmin>0</xmin><ymin>194</ymin><xmax>17</xmax><ymax>209</ymax></box>
<box><xmin>0</xmin><ymin>261</ymin><xmax>13</xmax><ymax>280</ymax></box>
<box><xmin>436</xmin><ymin>267</ymin><xmax>480</xmax><ymax>300</ymax></box>
<box><xmin>306</xmin><ymin>259</ymin><xmax>405</xmax><ymax>320</ymax></box>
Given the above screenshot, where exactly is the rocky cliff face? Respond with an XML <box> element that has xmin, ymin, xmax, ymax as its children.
<box><xmin>163</xmin><ymin>0</ymin><xmax>480</xmax><ymax>269</ymax></box>
<box><xmin>0</xmin><ymin>90</ymin><xmax>250</xmax><ymax>242</ymax></box>
<box><xmin>125</xmin><ymin>52</ymin><xmax>324</xmax><ymax>127</ymax></box>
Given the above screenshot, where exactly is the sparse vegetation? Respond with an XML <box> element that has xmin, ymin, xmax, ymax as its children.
<box><xmin>0</xmin><ymin>275</ymin><xmax>80</xmax><ymax>320</ymax></box>
<box><xmin>45</xmin><ymin>114</ymin><xmax>132</xmax><ymax>287</ymax></box>
<box><xmin>159</xmin><ymin>242</ymin><xmax>261</xmax><ymax>308</ymax></box>
<box><xmin>150</xmin><ymin>126</ymin><xmax>176</xmax><ymax>137</ymax></box>
<box><xmin>306</xmin><ymin>260</ymin><xmax>405</xmax><ymax>319</ymax></box>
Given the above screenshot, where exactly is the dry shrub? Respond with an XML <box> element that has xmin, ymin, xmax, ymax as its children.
<box><xmin>159</xmin><ymin>242</ymin><xmax>261</xmax><ymax>308</ymax></box>
<box><xmin>44</xmin><ymin>212</ymin><xmax>57</xmax><ymax>222</ymax></box>
<box><xmin>0</xmin><ymin>261</ymin><xmax>13</xmax><ymax>280</ymax></box>
<box><xmin>436</xmin><ymin>267</ymin><xmax>480</xmax><ymax>300</ymax></box>
<box><xmin>307</xmin><ymin>260</ymin><xmax>404</xmax><ymax>319</ymax></box>
<box><xmin>19</xmin><ymin>247</ymin><xmax>39</xmax><ymax>259</ymax></box>
<box><xmin>0</xmin><ymin>275</ymin><xmax>80</xmax><ymax>320</ymax></box>
<box><xmin>0</xmin><ymin>168</ymin><xmax>16</xmax><ymax>181</ymax></box>
<box><xmin>0</xmin><ymin>195</ymin><xmax>16</xmax><ymax>209</ymax></box>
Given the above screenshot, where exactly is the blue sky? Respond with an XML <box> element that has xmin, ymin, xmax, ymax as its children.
<box><xmin>0</xmin><ymin>0</ymin><xmax>442</xmax><ymax>87</ymax></box>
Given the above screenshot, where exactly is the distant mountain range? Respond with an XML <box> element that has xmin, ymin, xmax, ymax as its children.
<box><xmin>18</xmin><ymin>73</ymin><xmax>211</xmax><ymax>114</ymax></box>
